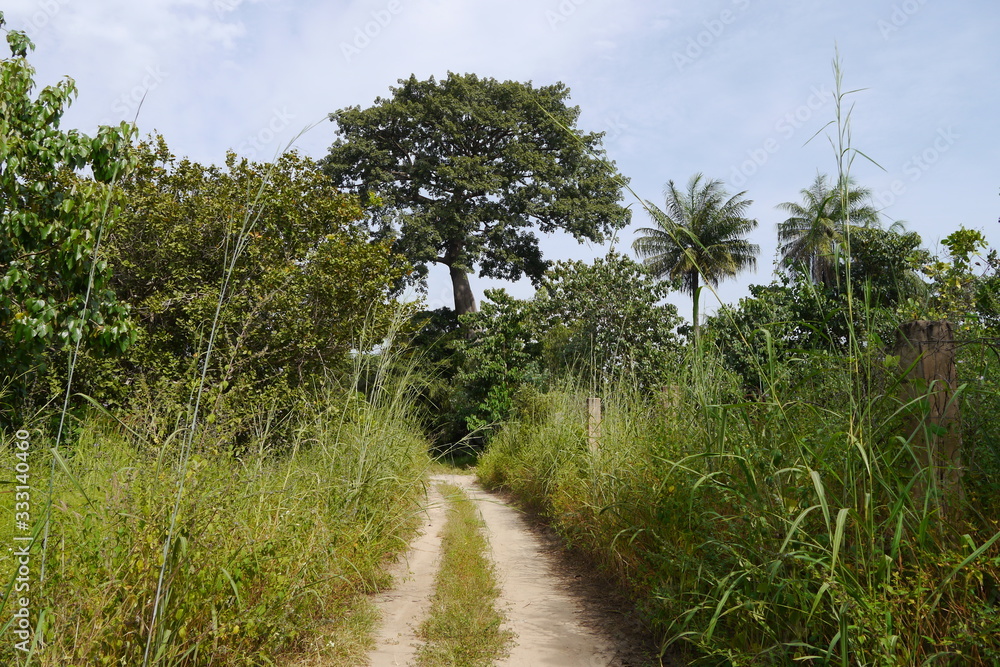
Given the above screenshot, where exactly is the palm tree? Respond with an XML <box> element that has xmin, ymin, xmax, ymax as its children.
<box><xmin>633</xmin><ymin>173</ymin><xmax>759</xmax><ymax>341</ymax></box>
<box><xmin>776</xmin><ymin>174</ymin><xmax>879</xmax><ymax>286</ymax></box>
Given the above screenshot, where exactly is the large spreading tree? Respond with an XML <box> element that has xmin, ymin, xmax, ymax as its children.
<box><xmin>322</xmin><ymin>72</ymin><xmax>631</xmax><ymax>316</ymax></box>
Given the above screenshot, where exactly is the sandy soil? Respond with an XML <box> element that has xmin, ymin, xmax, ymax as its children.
<box><xmin>367</xmin><ymin>474</ymin><xmax>665</xmax><ymax>667</ymax></box>
<box><xmin>367</xmin><ymin>481</ymin><xmax>448</xmax><ymax>666</ymax></box>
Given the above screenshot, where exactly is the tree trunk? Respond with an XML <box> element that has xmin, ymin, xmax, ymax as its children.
<box><xmin>443</xmin><ymin>240</ymin><xmax>478</xmax><ymax>317</ymax></box>
<box><xmin>449</xmin><ymin>264</ymin><xmax>478</xmax><ymax>316</ymax></box>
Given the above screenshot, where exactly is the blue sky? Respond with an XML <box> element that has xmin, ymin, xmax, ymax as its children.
<box><xmin>5</xmin><ymin>0</ymin><xmax>998</xmax><ymax>321</ymax></box>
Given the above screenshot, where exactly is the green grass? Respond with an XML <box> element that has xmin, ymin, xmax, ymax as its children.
<box><xmin>415</xmin><ymin>482</ymin><xmax>513</xmax><ymax>667</ymax></box>
<box><xmin>0</xmin><ymin>369</ymin><xmax>431</xmax><ymax>666</ymax></box>
<box><xmin>477</xmin><ymin>345</ymin><xmax>1000</xmax><ymax>665</ymax></box>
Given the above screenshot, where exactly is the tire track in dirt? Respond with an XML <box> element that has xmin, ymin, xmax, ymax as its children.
<box><xmin>369</xmin><ymin>473</ymin><xmax>660</xmax><ymax>666</ymax></box>
<box><xmin>368</xmin><ymin>481</ymin><xmax>447</xmax><ymax>666</ymax></box>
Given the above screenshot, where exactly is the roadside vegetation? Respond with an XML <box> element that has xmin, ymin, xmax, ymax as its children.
<box><xmin>415</xmin><ymin>483</ymin><xmax>512</xmax><ymax>667</ymax></box>
<box><xmin>476</xmin><ymin>60</ymin><xmax>1000</xmax><ymax>664</ymax></box>
<box><xmin>0</xmin><ymin>371</ymin><xmax>429</xmax><ymax>665</ymax></box>
<box><xmin>478</xmin><ymin>342</ymin><xmax>1000</xmax><ymax>664</ymax></box>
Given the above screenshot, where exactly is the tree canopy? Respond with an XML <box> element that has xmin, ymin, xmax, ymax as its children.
<box><xmin>533</xmin><ymin>251</ymin><xmax>681</xmax><ymax>387</ymax></box>
<box><xmin>0</xmin><ymin>20</ymin><xmax>136</xmax><ymax>400</ymax></box>
<box><xmin>322</xmin><ymin>72</ymin><xmax>631</xmax><ymax>316</ymax></box>
<box><xmin>105</xmin><ymin>135</ymin><xmax>413</xmax><ymax>428</ymax></box>
<box><xmin>450</xmin><ymin>253</ymin><xmax>682</xmax><ymax>442</ymax></box>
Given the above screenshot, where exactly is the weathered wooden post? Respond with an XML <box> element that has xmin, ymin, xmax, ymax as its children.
<box><xmin>587</xmin><ymin>397</ymin><xmax>602</xmax><ymax>453</ymax></box>
<box><xmin>895</xmin><ymin>320</ymin><xmax>964</xmax><ymax>519</ymax></box>
<box><xmin>660</xmin><ymin>385</ymin><xmax>682</xmax><ymax>411</ymax></box>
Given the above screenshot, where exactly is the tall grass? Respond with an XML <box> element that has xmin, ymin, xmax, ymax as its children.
<box><xmin>478</xmin><ymin>337</ymin><xmax>1000</xmax><ymax>664</ymax></box>
<box><xmin>0</xmin><ymin>347</ymin><xmax>430</xmax><ymax>665</ymax></box>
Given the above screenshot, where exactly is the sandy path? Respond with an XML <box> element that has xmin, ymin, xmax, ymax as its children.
<box><xmin>368</xmin><ymin>474</ymin><xmax>634</xmax><ymax>667</ymax></box>
<box><xmin>459</xmin><ymin>476</ymin><xmax>619</xmax><ymax>667</ymax></box>
<box><xmin>368</xmin><ymin>482</ymin><xmax>448</xmax><ymax>666</ymax></box>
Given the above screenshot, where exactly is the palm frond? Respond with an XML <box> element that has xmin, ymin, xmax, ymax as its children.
<box><xmin>633</xmin><ymin>173</ymin><xmax>759</xmax><ymax>332</ymax></box>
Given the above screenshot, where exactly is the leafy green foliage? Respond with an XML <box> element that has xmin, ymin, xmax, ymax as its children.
<box><xmin>843</xmin><ymin>225</ymin><xmax>928</xmax><ymax>307</ymax></box>
<box><xmin>534</xmin><ymin>251</ymin><xmax>682</xmax><ymax>388</ymax></box>
<box><xmin>0</xmin><ymin>21</ymin><xmax>136</xmax><ymax>394</ymax></box>
<box><xmin>404</xmin><ymin>307</ymin><xmax>468</xmax><ymax>447</ymax></box>
<box><xmin>707</xmin><ymin>221</ymin><xmax>931</xmax><ymax>393</ymax></box>
<box><xmin>104</xmin><ymin>136</ymin><xmax>413</xmax><ymax>437</ymax></box>
<box><xmin>455</xmin><ymin>289</ymin><xmax>541</xmax><ymax>440</ymax></box>
<box><xmin>446</xmin><ymin>254</ymin><xmax>682</xmax><ymax>443</ymax></box>
<box><xmin>961</xmin><ymin>343</ymin><xmax>1000</xmax><ymax>519</ymax></box>
<box><xmin>973</xmin><ymin>249</ymin><xmax>1000</xmax><ymax>332</ymax></box>
<box><xmin>323</xmin><ymin>72</ymin><xmax>632</xmax><ymax>314</ymax></box>
<box><xmin>706</xmin><ymin>278</ymin><xmax>833</xmax><ymax>393</ymax></box>
<box><xmin>910</xmin><ymin>226</ymin><xmax>992</xmax><ymax>326</ymax></box>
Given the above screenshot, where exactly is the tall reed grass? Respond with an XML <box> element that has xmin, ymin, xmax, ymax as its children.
<box><xmin>478</xmin><ymin>337</ymin><xmax>1000</xmax><ymax>664</ymax></box>
<box><xmin>0</xmin><ymin>349</ymin><xmax>430</xmax><ymax>666</ymax></box>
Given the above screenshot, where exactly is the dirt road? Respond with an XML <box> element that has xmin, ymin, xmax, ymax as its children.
<box><xmin>368</xmin><ymin>474</ymin><xmax>660</xmax><ymax>666</ymax></box>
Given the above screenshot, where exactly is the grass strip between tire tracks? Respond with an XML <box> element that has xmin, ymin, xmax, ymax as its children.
<box><xmin>415</xmin><ymin>481</ymin><xmax>513</xmax><ymax>666</ymax></box>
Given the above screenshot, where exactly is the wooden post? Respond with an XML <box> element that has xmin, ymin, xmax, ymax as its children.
<box><xmin>895</xmin><ymin>320</ymin><xmax>964</xmax><ymax>519</ymax></box>
<box><xmin>587</xmin><ymin>397</ymin><xmax>602</xmax><ymax>453</ymax></box>
<box><xmin>660</xmin><ymin>385</ymin><xmax>682</xmax><ymax>411</ymax></box>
